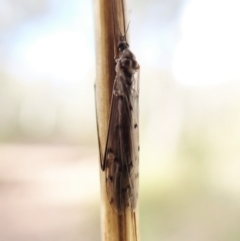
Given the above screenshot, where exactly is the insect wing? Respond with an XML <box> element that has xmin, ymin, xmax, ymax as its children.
<box><xmin>104</xmin><ymin>68</ymin><xmax>139</xmax><ymax>214</ymax></box>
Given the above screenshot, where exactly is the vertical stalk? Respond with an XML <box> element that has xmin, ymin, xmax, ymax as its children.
<box><xmin>94</xmin><ymin>0</ymin><xmax>139</xmax><ymax>240</ymax></box>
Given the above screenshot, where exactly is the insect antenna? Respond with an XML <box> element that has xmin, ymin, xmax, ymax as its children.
<box><xmin>110</xmin><ymin>0</ymin><xmax>129</xmax><ymax>50</ymax></box>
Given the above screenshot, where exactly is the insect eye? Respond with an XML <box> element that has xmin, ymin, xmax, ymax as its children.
<box><xmin>117</xmin><ymin>42</ymin><xmax>128</xmax><ymax>51</ymax></box>
<box><xmin>117</xmin><ymin>43</ymin><xmax>124</xmax><ymax>51</ymax></box>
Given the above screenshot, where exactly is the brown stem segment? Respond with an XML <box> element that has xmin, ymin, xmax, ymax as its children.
<box><xmin>94</xmin><ymin>0</ymin><xmax>139</xmax><ymax>240</ymax></box>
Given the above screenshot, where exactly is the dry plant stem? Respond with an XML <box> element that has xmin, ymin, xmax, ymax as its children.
<box><xmin>94</xmin><ymin>0</ymin><xmax>139</xmax><ymax>241</ymax></box>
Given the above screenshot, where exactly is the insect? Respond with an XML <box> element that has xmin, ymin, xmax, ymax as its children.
<box><xmin>96</xmin><ymin>30</ymin><xmax>140</xmax><ymax>214</ymax></box>
<box><xmin>94</xmin><ymin>0</ymin><xmax>140</xmax><ymax>214</ymax></box>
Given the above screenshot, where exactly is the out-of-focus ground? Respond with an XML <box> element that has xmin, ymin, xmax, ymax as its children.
<box><xmin>1</xmin><ymin>123</ymin><xmax>240</xmax><ymax>241</ymax></box>
<box><xmin>0</xmin><ymin>144</ymin><xmax>101</xmax><ymax>241</ymax></box>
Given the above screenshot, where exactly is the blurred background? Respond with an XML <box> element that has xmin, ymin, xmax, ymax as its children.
<box><xmin>1</xmin><ymin>0</ymin><xmax>240</xmax><ymax>240</ymax></box>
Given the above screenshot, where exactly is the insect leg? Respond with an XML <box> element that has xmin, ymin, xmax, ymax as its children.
<box><xmin>94</xmin><ymin>83</ymin><xmax>105</xmax><ymax>170</ymax></box>
<box><xmin>95</xmin><ymin>80</ymin><xmax>118</xmax><ymax>171</ymax></box>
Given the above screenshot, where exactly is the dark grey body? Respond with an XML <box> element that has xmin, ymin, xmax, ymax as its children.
<box><xmin>102</xmin><ymin>40</ymin><xmax>140</xmax><ymax>213</ymax></box>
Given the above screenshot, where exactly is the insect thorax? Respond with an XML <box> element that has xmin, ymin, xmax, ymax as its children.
<box><xmin>116</xmin><ymin>45</ymin><xmax>139</xmax><ymax>85</ymax></box>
